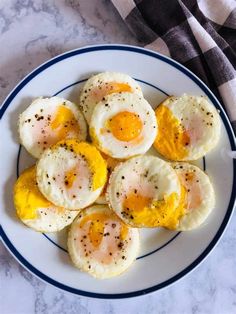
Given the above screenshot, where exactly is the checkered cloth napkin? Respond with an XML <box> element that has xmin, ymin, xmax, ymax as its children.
<box><xmin>111</xmin><ymin>0</ymin><xmax>236</xmax><ymax>133</ymax></box>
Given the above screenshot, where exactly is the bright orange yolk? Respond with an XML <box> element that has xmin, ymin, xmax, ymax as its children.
<box><xmin>122</xmin><ymin>191</ymin><xmax>179</xmax><ymax>227</ymax></box>
<box><xmin>50</xmin><ymin>105</ymin><xmax>80</xmax><ymax>140</ymax></box>
<box><xmin>79</xmin><ymin>212</ymin><xmax>128</xmax><ymax>247</ymax></box>
<box><xmin>108</xmin><ymin>111</ymin><xmax>143</xmax><ymax>142</ymax></box>
<box><xmin>154</xmin><ymin>104</ymin><xmax>190</xmax><ymax>160</ymax></box>
<box><xmin>14</xmin><ymin>166</ymin><xmax>52</xmax><ymax>220</ymax></box>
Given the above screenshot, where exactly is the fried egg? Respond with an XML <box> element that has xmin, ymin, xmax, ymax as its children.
<box><xmin>36</xmin><ymin>140</ymin><xmax>107</xmax><ymax>210</ymax></box>
<box><xmin>79</xmin><ymin>72</ymin><xmax>143</xmax><ymax>123</ymax></box>
<box><xmin>95</xmin><ymin>154</ymin><xmax>121</xmax><ymax>204</ymax></box>
<box><xmin>14</xmin><ymin>166</ymin><xmax>79</xmax><ymax>232</ymax></box>
<box><xmin>67</xmin><ymin>204</ymin><xmax>139</xmax><ymax>279</ymax></box>
<box><xmin>90</xmin><ymin>92</ymin><xmax>157</xmax><ymax>159</ymax></box>
<box><xmin>169</xmin><ymin>163</ymin><xmax>215</xmax><ymax>231</ymax></box>
<box><xmin>19</xmin><ymin>97</ymin><xmax>87</xmax><ymax>158</ymax></box>
<box><xmin>153</xmin><ymin>95</ymin><xmax>221</xmax><ymax>161</ymax></box>
<box><xmin>107</xmin><ymin>155</ymin><xmax>182</xmax><ymax>228</ymax></box>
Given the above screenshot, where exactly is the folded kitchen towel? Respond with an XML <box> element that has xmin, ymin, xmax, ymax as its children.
<box><xmin>111</xmin><ymin>0</ymin><xmax>236</xmax><ymax>133</ymax></box>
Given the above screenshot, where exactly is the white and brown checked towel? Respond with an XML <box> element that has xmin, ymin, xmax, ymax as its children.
<box><xmin>111</xmin><ymin>0</ymin><xmax>236</xmax><ymax>133</ymax></box>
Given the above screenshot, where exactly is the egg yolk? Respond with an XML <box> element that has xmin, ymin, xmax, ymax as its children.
<box><xmin>163</xmin><ymin>184</ymin><xmax>187</xmax><ymax>230</ymax></box>
<box><xmin>179</xmin><ymin>171</ymin><xmax>202</xmax><ymax>210</ymax></box>
<box><xmin>50</xmin><ymin>105</ymin><xmax>80</xmax><ymax>140</ymax></box>
<box><xmin>122</xmin><ymin>191</ymin><xmax>179</xmax><ymax>227</ymax></box>
<box><xmin>79</xmin><ymin>212</ymin><xmax>128</xmax><ymax>248</ymax></box>
<box><xmin>154</xmin><ymin>104</ymin><xmax>190</xmax><ymax>160</ymax></box>
<box><xmin>105</xmin><ymin>82</ymin><xmax>132</xmax><ymax>95</ymax></box>
<box><xmin>64</xmin><ymin>166</ymin><xmax>77</xmax><ymax>188</ymax></box>
<box><xmin>92</xmin><ymin>82</ymin><xmax>132</xmax><ymax>101</ymax></box>
<box><xmin>108</xmin><ymin>111</ymin><xmax>143</xmax><ymax>142</ymax></box>
<box><xmin>54</xmin><ymin>140</ymin><xmax>107</xmax><ymax>191</ymax></box>
<box><xmin>14</xmin><ymin>166</ymin><xmax>51</xmax><ymax>220</ymax></box>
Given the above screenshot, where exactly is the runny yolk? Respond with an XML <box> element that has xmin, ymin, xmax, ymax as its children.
<box><xmin>14</xmin><ymin>166</ymin><xmax>51</xmax><ymax>220</ymax></box>
<box><xmin>64</xmin><ymin>166</ymin><xmax>77</xmax><ymax>188</ymax></box>
<box><xmin>122</xmin><ymin>191</ymin><xmax>179</xmax><ymax>227</ymax></box>
<box><xmin>108</xmin><ymin>111</ymin><xmax>143</xmax><ymax>142</ymax></box>
<box><xmin>50</xmin><ymin>105</ymin><xmax>80</xmax><ymax>140</ymax></box>
<box><xmin>79</xmin><ymin>212</ymin><xmax>128</xmax><ymax>247</ymax></box>
<box><xmin>154</xmin><ymin>104</ymin><xmax>190</xmax><ymax>160</ymax></box>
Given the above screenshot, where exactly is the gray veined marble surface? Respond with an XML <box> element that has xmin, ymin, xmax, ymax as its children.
<box><xmin>0</xmin><ymin>1</ymin><xmax>236</xmax><ymax>313</ymax></box>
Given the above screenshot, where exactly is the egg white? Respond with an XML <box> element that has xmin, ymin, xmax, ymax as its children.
<box><xmin>172</xmin><ymin>162</ymin><xmax>215</xmax><ymax>231</ymax></box>
<box><xmin>67</xmin><ymin>204</ymin><xmax>139</xmax><ymax>279</ymax></box>
<box><xmin>19</xmin><ymin>96</ymin><xmax>87</xmax><ymax>158</ymax></box>
<box><xmin>79</xmin><ymin>72</ymin><xmax>143</xmax><ymax>123</ymax></box>
<box><xmin>90</xmin><ymin>92</ymin><xmax>157</xmax><ymax>159</ymax></box>
<box><xmin>21</xmin><ymin>207</ymin><xmax>79</xmax><ymax>233</ymax></box>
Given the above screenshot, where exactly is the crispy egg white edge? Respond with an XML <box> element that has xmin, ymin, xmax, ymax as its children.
<box><xmin>173</xmin><ymin>162</ymin><xmax>215</xmax><ymax>231</ymax></box>
<box><xmin>161</xmin><ymin>95</ymin><xmax>221</xmax><ymax>160</ymax></box>
<box><xmin>36</xmin><ymin>146</ymin><xmax>103</xmax><ymax>210</ymax></box>
<box><xmin>79</xmin><ymin>72</ymin><xmax>143</xmax><ymax>123</ymax></box>
<box><xmin>106</xmin><ymin>155</ymin><xmax>181</xmax><ymax>227</ymax></box>
<box><xmin>21</xmin><ymin>207</ymin><xmax>79</xmax><ymax>233</ymax></box>
<box><xmin>19</xmin><ymin>96</ymin><xmax>88</xmax><ymax>159</ymax></box>
<box><xmin>67</xmin><ymin>204</ymin><xmax>140</xmax><ymax>279</ymax></box>
<box><xmin>90</xmin><ymin>92</ymin><xmax>157</xmax><ymax>159</ymax></box>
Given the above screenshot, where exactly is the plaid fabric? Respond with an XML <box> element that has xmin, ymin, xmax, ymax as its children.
<box><xmin>111</xmin><ymin>0</ymin><xmax>236</xmax><ymax>133</ymax></box>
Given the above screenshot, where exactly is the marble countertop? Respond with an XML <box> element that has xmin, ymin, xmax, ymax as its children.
<box><xmin>1</xmin><ymin>1</ymin><xmax>236</xmax><ymax>313</ymax></box>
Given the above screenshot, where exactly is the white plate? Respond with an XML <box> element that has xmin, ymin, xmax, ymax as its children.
<box><xmin>0</xmin><ymin>45</ymin><xmax>235</xmax><ymax>299</ymax></box>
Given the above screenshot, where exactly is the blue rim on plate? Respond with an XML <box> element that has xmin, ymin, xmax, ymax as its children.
<box><xmin>0</xmin><ymin>44</ymin><xmax>236</xmax><ymax>299</ymax></box>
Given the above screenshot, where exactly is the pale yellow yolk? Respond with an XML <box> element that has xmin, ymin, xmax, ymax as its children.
<box><xmin>106</xmin><ymin>82</ymin><xmax>133</xmax><ymax>95</ymax></box>
<box><xmin>50</xmin><ymin>105</ymin><xmax>80</xmax><ymax>140</ymax></box>
<box><xmin>79</xmin><ymin>212</ymin><xmax>128</xmax><ymax>247</ymax></box>
<box><xmin>54</xmin><ymin>140</ymin><xmax>107</xmax><ymax>191</ymax></box>
<box><xmin>163</xmin><ymin>184</ymin><xmax>187</xmax><ymax>230</ymax></box>
<box><xmin>108</xmin><ymin>111</ymin><xmax>143</xmax><ymax>142</ymax></box>
<box><xmin>154</xmin><ymin>104</ymin><xmax>190</xmax><ymax>160</ymax></box>
<box><xmin>64</xmin><ymin>166</ymin><xmax>77</xmax><ymax>188</ymax></box>
<box><xmin>14</xmin><ymin>166</ymin><xmax>51</xmax><ymax>220</ymax></box>
<box><xmin>123</xmin><ymin>191</ymin><xmax>179</xmax><ymax>227</ymax></box>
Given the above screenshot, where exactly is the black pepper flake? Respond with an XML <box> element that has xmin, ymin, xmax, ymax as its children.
<box><xmin>121</xmin><ymin>176</ymin><xmax>125</xmax><ymax>179</ymax></box>
<box><xmin>46</xmin><ymin>174</ymin><xmax>49</xmax><ymax>178</ymax></box>
<box><xmin>48</xmin><ymin>181</ymin><xmax>51</xmax><ymax>185</ymax></box>
<box><xmin>112</xmin><ymin>223</ymin><xmax>116</xmax><ymax>228</ymax></box>
<box><xmin>109</xmin><ymin>252</ymin><xmax>112</xmax><ymax>256</ymax></box>
<box><xmin>118</xmin><ymin>242</ymin><xmax>124</xmax><ymax>249</ymax></box>
<box><xmin>65</xmin><ymin>180</ymin><xmax>69</xmax><ymax>185</ymax></box>
<box><xmin>122</xmin><ymin>256</ymin><xmax>125</xmax><ymax>260</ymax></box>
<box><xmin>134</xmin><ymin>189</ymin><xmax>137</xmax><ymax>194</ymax></box>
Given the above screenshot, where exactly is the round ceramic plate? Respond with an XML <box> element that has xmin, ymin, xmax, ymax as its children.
<box><xmin>0</xmin><ymin>45</ymin><xmax>235</xmax><ymax>299</ymax></box>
